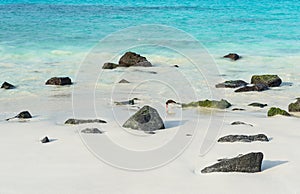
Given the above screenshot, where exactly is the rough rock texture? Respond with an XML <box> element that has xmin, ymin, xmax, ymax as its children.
<box><xmin>251</xmin><ymin>75</ymin><xmax>282</xmax><ymax>87</ymax></box>
<box><xmin>45</xmin><ymin>77</ymin><xmax>72</xmax><ymax>85</ymax></box>
<box><xmin>118</xmin><ymin>79</ymin><xmax>130</xmax><ymax>83</ymax></box>
<box><xmin>215</xmin><ymin>80</ymin><xmax>247</xmax><ymax>88</ymax></box>
<box><xmin>288</xmin><ymin>98</ymin><xmax>300</xmax><ymax>112</ymax></box>
<box><xmin>118</xmin><ymin>52</ymin><xmax>152</xmax><ymax>67</ymax></box>
<box><xmin>223</xmin><ymin>53</ymin><xmax>240</xmax><ymax>61</ymax></box>
<box><xmin>65</xmin><ymin>119</ymin><xmax>107</xmax><ymax>125</ymax></box>
<box><xmin>218</xmin><ymin>134</ymin><xmax>269</xmax><ymax>143</ymax></box>
<box><xmin>248</xmin><ymin>102</ymin><xmax>268</xmax><ymax>108</ymax></box>
<box><xmin>1</xmin><ymin>82</ymin><xmax>15</xmax><ymax>89</ymax></box>
<box><xmin>81</xmin><ymin>128</ymin><xmax>104</xmax><ymax>134</ymax></box>
<box><xmin>182</xmin><ymin>99</ymin><xmax>231</xmax><ymax>109</ymax></box>
<box><xmin>201</xmin><ymin>152</ymin><xmax>264</xmax><ymax>173</ymax></box>
<box><xmin>231</xmin><ymin>121</ymin><xmax>253</xmax><ymax>127</ymax></box>
<box><xmin>267</xmin><ymin>107</ymin><xmax>291</xmax><ymax>117</ymax></box>
<box><xmin>235</xmin><ymin>84</ymin><xmax>268</xmax><ymax>92</ymax></box>
<box><xmin>41</xmin><ymin>136</ymin><xmax>50</xmax><ymax>143</ymax></box>
<box><xmin>102</xmin><ymin>62</ymin><xmax>118</xmax><ymax>69</ymax></box>
<box><xmin>122</xmin><ymin>105</ymin><xmax>165</xmax><ymax>131</ymax></box>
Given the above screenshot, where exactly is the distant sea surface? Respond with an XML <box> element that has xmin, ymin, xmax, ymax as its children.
<box><xmin>0</xmin><ymin>0</ymin><xmax>300</xmax><ymax>99</ymax></box>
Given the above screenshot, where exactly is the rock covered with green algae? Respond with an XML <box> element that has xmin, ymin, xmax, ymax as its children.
<box><xmin>267</xmin><ymin>107</ymin><xmax>291</xmax><ymax>117</ymax></box>
<box><xmin>182</xmin><ymin>99</ymin><xmax>231</xmax><ymax>109</ymax></box>
<box><xmin>251</xmin><ymin>75</ymin><xmax>282</xmax><ymax>87</ymax></box>
<box><xmin>288</xmin><ymin>98</ymin><xmax>300</xmax><ymax>112</ymax></box>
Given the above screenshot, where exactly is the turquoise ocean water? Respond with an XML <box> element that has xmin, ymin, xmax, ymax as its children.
<box><xmin>0</xmin><ymin>0</ymin><xmax>300</xmax><ymax>99</ymax></box>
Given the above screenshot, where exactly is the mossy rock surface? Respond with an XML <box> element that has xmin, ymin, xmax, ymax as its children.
<box><xmin>251</xmin><ymin>75</ymin><xmax>282</xmax><ymax>87</ymax></box>
<box><xmin>288</xmin><ymin>99</ymin><xmax>300</xmax><ymax>112</ymax></box>
<box><xmin>267</xmin><ymin>107</ymin><xmax>291</xmax><ymax>117</ymax></box>
<box><xmin>182</xmin><ymin>99</ymin><xmax>231</xmax><ymax>109</ymax></box>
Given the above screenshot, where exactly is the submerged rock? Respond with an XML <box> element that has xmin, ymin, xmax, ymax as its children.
<box><xmin>118</xmin><ymin>52</ymin><xmax>152</xmax><ymax>67</ymax></box>
<box><xmin>248</xmin><ymin>102</ymin><xmax>268</xmax><ymax>108</ymax></box>
<box><xmin>118</xmin><ymin>79</ymin><xmax>130</xmax><ymax>83</ymax></box>
<box><xmin>288</xmin><ymin>98</ymin><xmax>300</xmax><ymax>112</ymax></box>
<box><xmin>182</xmin><ymin>99</ymin><xmax>231</xmax><ymax>109</ymax></box>
<box><xmin>102</xmin><ymin>62</ymin><xmax>118</xmax><ymax>69</ymax></box>
<box><xmin>235</xmin><ymin>84</ymin><xmax>268</xmax><ymax>92</ymax></box>
<box><xmin>41</xmin><ymin>136</ymin><xmax>50</xmax><ymax>143</ymax></box>
<box><xmin>215</xmin><ymin>80</ymin><xmax>247</xmax><ymax>88</ymax></box>
<box><xmin>251</xmin><ymin>75</ymin><xmax>282</xmax><ymax>87</ymax></box>
<box><xmin>122</xmin><ymin>105</ymin><xmax>165</xmax><ymax>131</ymax></box>
<box><xmin>267</xmin><ymin>107</ymin><xmax>291</xmax><ymax>117</ymax></box>
<box><xmin>45</xmin><ymin>77</ymin><xmax>72</xmax><ymax>86</ymax></box>
<box><xmin>65</xmin><ymin>119</ymin><xmax>107</xmax><ymax>125</ymax></box>
<box><xmin>231</xmin><ymin>121</ymin><xmax>253</xmax><ymax>127</ymax></box>
<box><xmin>223</xmin><ymin>53</ymin><xmax>240</xmax><ymax>61</ymax></box>
<box><xmin>81</xmin><ymin>128</ymin><xmax>104</xmax><ymax>134</ymax></box>
<box><xmin>1</xmin><ymin>82</ymin><xmax>15</xmax><ymax>89</ymax></box>
<box><xmin>218</xmin><ymin>134</ymin><xmax>269</xmax><ymax>143</ymax></box>
<box><xmin>201</xmin><ymin>152</ymin><xmax>264</xmax><ymax>173</ymax></box>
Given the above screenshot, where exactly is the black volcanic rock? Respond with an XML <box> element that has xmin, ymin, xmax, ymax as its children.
<box><xmin>201</xmin><ymin>152</ymin><xmax>264</xmax><ymax>173</ymax></box>
<box><xmin>235</xmin><ymin>84</ymin><xmax>268</xmax><ymax>92</ymax></box>
<box><xmin>223</xmin><ymin>53</ymin><xmax>240</xmax><ymax>61</ymax></box>
<box><xmin>218</xmin><ymin>134</ymin><xmax>269</xmax><ymax>143</ymax></box>
<box><xmin>251</xmin><ymin>75</ymin><xmax>282</xmax><ymax>87</ymax></box>
<box><xmin>215</xmin><ymin>80</ymin><xmax>247</xmax><ymax>88</ymax></box>
<box><xmin>1</xmin><ymin>82</ymin><xmax>15</xmax><ymax>89</ymax></box>
<box><xmin>41</xmin><ymin>136</ymin><xmax>50</xmax><ymax>143</ymax></box>
<box><xmin>65</xmin><ymin>119</ymin><xmax>107</xmax><ymax>125</ymax></box>
<box><xmin>118</xmin><ymin>52</ymin><xmax>152</xmax><ymax>67</ymax></box>
<box><xmin>45</xmin><ymin>77</ymin><xmax>72</xmax><ymax>85</ymax></box>
<box><xmin>122</xmin><ymin>105</ymin><xmax>165</xmax><ymax>131</ymax></box>
<box><xmin>102</xmin><ymin>62</ymin><xmax>118</xmax><ymax>69</ymax></box>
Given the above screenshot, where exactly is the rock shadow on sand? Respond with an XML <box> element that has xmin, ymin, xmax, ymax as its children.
<box><xmin>262</xmin><ymin>160</ymin><xmax>288</xmax><ymax>171</ymax></box>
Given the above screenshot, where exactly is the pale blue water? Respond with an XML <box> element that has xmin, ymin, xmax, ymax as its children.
<box><xmin>0</xmin><ymin>0</ymin><xmax>300</xmax><ymax>98</ymax></box>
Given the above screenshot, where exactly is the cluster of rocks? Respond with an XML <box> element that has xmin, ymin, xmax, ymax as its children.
<box><xmin>216</xmin><ymin>74</ymin><xmax>282</xmax><ymax>93</ymax></box>
<box><xmin>182</xmin><ymin>99</ymin><xmax>231</xmax><ymax>109</ymax></box>
<box><xmin>102</xmin><ymin>52</ymin><xmax>152</xmax><ymax>69</ymax></box>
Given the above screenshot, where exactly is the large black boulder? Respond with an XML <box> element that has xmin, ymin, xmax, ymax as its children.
<box><xmin>122</xmin><ymin>105</ymin><xmax>165</xmax><ymax>131</ymax></box>
<box><xmin>251</xmin><ymin>75</ymin><xmax>282</xmax><ymax>87</ymax></box>
<box><xmin>118</xmin><ymin>52</ymin><xmax>152</xmax><ymax>67</ymax></box>
<box><xmin>201</xmin><ymin>152</ymin><xmax>264</xmax><ymax>173</ymax></box>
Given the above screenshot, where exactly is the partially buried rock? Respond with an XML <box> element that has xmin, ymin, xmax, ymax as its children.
<box><xmin>65</xmin><ymin>119</ymin><xmax>107</xmax><ymax>125</ymax></box>
<box><xmin>267</xmin><ymin>107</ymin><xmax>291</xmax><ymax>117</ymax></box>
<box><xmin>223</xmin><ymin>53</ymin><xmax>240</xmax><ymax>61</ymax></box>
<box><xmin>288</xmin><ymin>98</ymin><xmax>300</xmax><ymax>112</ymax></box>
<box><xmin>248</xmin><ymin>102</ymin><xmax>268</xmax><ymax>108</ymax></box>
<box><xmin>122</xmin><ymin>105</ymin><xmax>165</xmax><ymax>131</ymax></box>
<box><xmin>218</xmin><ymin>134</ymin><xmax>269</xmax><ymax>143</ymax></box>
<box><xmin>231</xmin><ymin>121</ymin><xmax>253</xmax><ymax>127</ymax></box>
<box><xmin>41</xmin><ymin>136</ymin><xmax>50</xmax><ymax>143</ymax></box>
<box><xmin>182</xmin><ymin>99</ymin><xmax>231</xmax><ymax>109</ymax></box>
<box><xmin>6</xmin><ymin>111</ymin><xmax>32</xmax><ymax>121</ymax></box>
<box><xmin>118</xmin><ymin>52</ymin><xmax>152</xmax><ymax>67</ymax></box>
<box><xmin>235</xmin><ymin>84</ymin><xmax>268</xmax><ymax>92</ymax></box>
<box><xmin>81</xmin><ymin>128</ymin><xmax>104</xmax><ymax>134</ymax></box>
<box><xmin>1</xmin><ymin>82</ymin><xmax>15</xmax><ymax>89</ymax></box>
<box><xmin>251</xmin><ymin>75</ymin><xmax>282</xmax><ymax>87</ymax></box>
<box><xmin>118</xmin><ymin>79</ymin><xmax>130</xmax><ymax>83</ymax></box>
<box><xmin>102</xmin><ymin>62</ymin><xmax>118</xmax><ymax>69</ymax></box>
<box><xmin>215</xmin><ymin>80</ymin><xmax>247</xmax><ymax>88</ymax></box>
<box><xmin>45</xmin><ymin>77</ymin><xmax>72</xmax><ymax>86</ymax></box>
<box><xmin>201</xmin><ymin>152</ymin><xmax>264</xmax><ymax>173</ymax></box>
